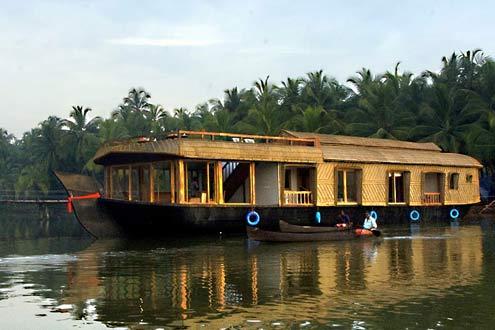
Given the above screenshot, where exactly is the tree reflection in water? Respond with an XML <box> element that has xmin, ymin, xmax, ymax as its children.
<box><xmin>0</xmin><ymin>225</ymin><xmax>491</xmax><ymax>329</ymax></box>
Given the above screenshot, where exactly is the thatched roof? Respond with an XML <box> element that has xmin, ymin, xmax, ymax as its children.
<box><xmin>282</xmin><ymin>130</ymin><xmax>481</xmax><ymax>168</ymax></box>
<box><xmin>282</xmin><ymin>130</ymin><xmax>442</xmax><ymax>151</ymax></box>
<box><xmin>93</xmin><ymin>137</ymin><xmax>322</xmax><ymax>165</ymax></box>
<box><xmin>93</xmin><ymin>130</ymin><xmax>482</xmax><ymax>168</ymax></box>
<box><xmin>321</xmin><ymin>145</ymin><xmax>482</xmax><ymax>168</ymax></box>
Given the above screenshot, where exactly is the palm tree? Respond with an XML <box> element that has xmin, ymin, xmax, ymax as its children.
<box><xmin>346</xmin><ymin>78</ymin><xmax>415</xmax><ymax>139</ymax></box>
<box><xmin>174</xmin><ymin>107</ymin><xmax>201</xmax><ymax>130</ymax></box>
<box><xmin>63</xmin><ymin>106</ymin><xmax>101</xmax><ymax>167</ymax></box>
<box><xmin>123</xmin><ymin>88</ymin><xmax>151</xmax><ymax>112</ymax></box>
<box><xmin>412</xmin><ymin>84</ymin><xmax>484</xmax><ymax>152</ymax></box>
<box><xmin>146</xmin><ymin>104</ymin><xmax>167</xmax><ymax>137</ymax></box>
<box><xmin>0</xmin><ymin>128</ymin><xmax>14</xmax><ymax>158</ymax></box>
<box><xmin>276</xmin><ymin>77</ymin><xmax>302</xmax><ymax>120</ymax></box>
<box><xmin>98</xmin><ymin>119</ymin><xmax>128</xmax><ymax>143</ymax></box>
<box><xmin>303</xmin><ymin>70</ymin><xmax>349</xmax><ymax>110</ymax></box>
<box><xmin>239</xmin><ymin>77</ymin><xmax>285</xmax><ymax>135</ymax></box>
<box><xmin>32</xmin><ymin>116</ymin><xmax>66</xmax><ymax>172</ymax></box>
<box><xmin>290</xmin><ymin>106</ymin><xmax>344</xmax><ymax>133</ymax></box>
<box><xmin>112</xmin><ymin>88</ymin><xmax>153</xmax><ymax>136</ymax></box>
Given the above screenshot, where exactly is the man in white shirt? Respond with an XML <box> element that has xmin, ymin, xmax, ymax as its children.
<box><xmin>363</xmin><ymin>212</ymin><xmax>377</xmax><ymax>230</ymax></box>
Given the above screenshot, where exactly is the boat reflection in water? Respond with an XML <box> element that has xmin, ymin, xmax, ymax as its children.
<box><xmin>49</xmin><ymin>225</ymin><xmax>487</xmax><ymax>328</ymax></box>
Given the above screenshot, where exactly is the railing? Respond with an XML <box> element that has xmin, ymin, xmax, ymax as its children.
<box><xmin>172</xmin><ymin>130</ymin><xmax>319</xmax><ymax>147</ymax></box>
<box><xmin>284</xmin><ymin>191</ymin><xmax>313</xmax><ymax>205</ymax></box>
<box><xmin>422</xmin><ymin>192</ymin><xmax>441</xmax><ymax>205</ymax></box>
<box><xmin>222</xmin><ymin>161</ymin><xmax>239</xmax><ymax>180</ymax></box>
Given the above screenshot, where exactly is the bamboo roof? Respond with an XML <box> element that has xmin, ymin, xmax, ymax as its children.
<box><xmin>93</xmin><ymin>135</ymin><xmax>322</xmax><ymax>165</ymax></box>
<box><xmin>321</xmin><ymin>145</ymin><xmax>482</xmax><ymax>168</ymax></box>
<box><xmin>93</xmin><ymin>130</ymin><xmax>482</xmax><ymax>169</ymax></box>
<box><xmin>282</xmin><ymin>130</ymin><xmax>442</xmax><ymax>151</ymax></box>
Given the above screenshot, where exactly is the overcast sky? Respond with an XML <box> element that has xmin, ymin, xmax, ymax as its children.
<box><xmin>1</xmin><ymin>0</ymin><xmax>494</xmax><ymax>137</ymax></box>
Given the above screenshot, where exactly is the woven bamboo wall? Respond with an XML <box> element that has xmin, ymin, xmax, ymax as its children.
<box><xmin>316</xmin><ymin>162</ymin><xmax>480</xmax><ymax>206</ymax></box>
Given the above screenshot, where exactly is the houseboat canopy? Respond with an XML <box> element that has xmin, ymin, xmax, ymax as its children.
<box><xmin>282</xmin><ymin>130</ymin><xmax>482</xmax><ymax>168</ymax></box>
<box><xmin>94</xmin><ymin>130</ymin><xmax>482</xmax><ymax>169</ymax></box>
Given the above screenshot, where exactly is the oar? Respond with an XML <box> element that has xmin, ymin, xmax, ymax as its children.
<box><xmin>370</xmin><ymin>229</ymin><xmax>381</xmax><ymax>237</ymax></box>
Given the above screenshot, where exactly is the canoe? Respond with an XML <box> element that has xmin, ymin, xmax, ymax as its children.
<box><xmin>279</xmin><ymin>220</ymin><xmax>349</xmax><ymax>233</ymax></box>
<box><xmin>247</xmin><ymin>226</ymin><xmax>374</xmax><ymax>242</ymax></box>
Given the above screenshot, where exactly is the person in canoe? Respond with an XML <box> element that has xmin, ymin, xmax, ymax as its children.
<box><xmin>362</xmin><ymin>212</ymin><xmax>378</xmax><ymax>231</ymax></box>
<box><xmin>336</xmin><ymin>210</ymin><xmax>351</xmax><ymax>228</ymax></box>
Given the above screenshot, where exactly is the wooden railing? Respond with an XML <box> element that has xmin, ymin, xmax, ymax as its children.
<box><xmin>284</xmin><ymin>191</ymin><xmax>313</xmax><ymax>205</ymax></box>
<box><xmin>222</xmin><ymin>161</ymin><xmax>239</xmax><ymax>180</ymax></box>
<box><xmin>171</xmin><ymin>130</ymin><xmax>319</xmax><ymax>147</ymax></box>
<box><xmin>423</xmin><ymin>192</ymin><xmax>441</xmax><ymax>205</ymax></box>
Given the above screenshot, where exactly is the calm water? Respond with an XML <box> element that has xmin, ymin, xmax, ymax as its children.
<box><xmin>0</xmin><ymin>221</ymin><xmax>494</xmax><ymax>329</ymax></box>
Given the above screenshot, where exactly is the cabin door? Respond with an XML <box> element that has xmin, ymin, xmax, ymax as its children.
<box><xmin>388</xmin><ymin>172</ymin><xmax>406</xmax><ymax>203</ymax></box>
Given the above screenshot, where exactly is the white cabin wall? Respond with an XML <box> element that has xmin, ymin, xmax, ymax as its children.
<box><xmin>255</xmin><ymin>163</ymin><xmax>280</xmax><ymax>206</ymax></box>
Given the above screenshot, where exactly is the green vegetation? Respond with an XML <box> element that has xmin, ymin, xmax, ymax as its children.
<box><xmin>1</xmin><ymin>49</ymin><xmax>494</xmax><ymax>196</ymax></box>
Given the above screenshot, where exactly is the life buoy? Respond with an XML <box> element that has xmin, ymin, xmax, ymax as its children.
<box><xmin>315</xmin><ymin>211</ymin><xmax>321</xmax><ymax>224</ymax></box>
<box><xmin>450</xmin><ymin>208</ymin><xmax>460</xmax><ymax>220</ymax></box>
<box><xmin>246</xmin><ymin>211</ymin><xmax>260</xmax><ymax>226</ymax></box>
<box><xmin>370</xmin><ymin>210</ymin><xmax>378</xmax><ymax>220</ymax></box>
<box><xmin>410</xmin><ymin>210</ymin><xmax>420</xmax><ymax>222</ymax></box>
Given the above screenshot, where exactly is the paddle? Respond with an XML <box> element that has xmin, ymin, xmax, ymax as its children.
<box><xmin>370</xmin><ymin>229</ymin><xmax>381</xmax><ymax>237</ymax></box>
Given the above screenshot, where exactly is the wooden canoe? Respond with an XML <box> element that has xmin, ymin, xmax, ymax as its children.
<box><xmin>247</xmin><ymin>226</ymin><xmax>373</xmax><ymax>242</ymax></box>
<box><xmin>279</xmin><ymin>220</ymin><xmax>348</xmax><ymax>233</ymax></box>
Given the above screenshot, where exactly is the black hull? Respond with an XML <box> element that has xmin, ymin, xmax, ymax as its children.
<box><xmin>87</xmin><ymin>198</ymin><xmax>473</xmax><ymax>238</ymax></box>
<box><xmin>54</xmin><ymin>172</ymin><xmax>475</xmax><ymax>238</ymax></box>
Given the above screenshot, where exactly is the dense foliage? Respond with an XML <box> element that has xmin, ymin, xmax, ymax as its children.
<box><xmin>1</xmin><ymin>49</ymin><xmax>495</xmax><ymax>197</ymax></box>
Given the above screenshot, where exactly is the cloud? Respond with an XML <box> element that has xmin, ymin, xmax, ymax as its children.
<box><xmin>107</xmin><ymin>37</ymin><xmax>222</xmax><ymax>47</ymax></box>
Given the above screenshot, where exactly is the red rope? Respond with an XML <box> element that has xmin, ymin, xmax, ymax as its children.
<box><xmin>67</xmin><ymin>192</ymin><xmax>101</xmax><ymax>213</ymax></box>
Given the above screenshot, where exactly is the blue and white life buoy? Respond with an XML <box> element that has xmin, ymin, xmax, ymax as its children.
<box><xmin>370</xmin><ymin>210</ymin><xmax>378</xmax><ymax>220</ymax></box>
<box><xmin>450</xmin><ymin>208</ymin><xmax>460</xmax><ymax>220</ymax></box>
<box><xmin>410</xmin><ymin>210</ymin><xmax>420</xmax><ymax>222</ymax></box>
<box><xmin>246</xmin><ymin>211</ymin><xmax>260</xmax><ymax>226</ymax></box>
<box><xmin>315</xmin><ymin>211</ymin><xmax>321</xmax><ymax>224</ymax></box>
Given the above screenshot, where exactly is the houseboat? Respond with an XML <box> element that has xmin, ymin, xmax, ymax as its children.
<box><xmin>55</xmin><ymin>130</ymin><xmax>482</xmax><ymax>238</ymax></box>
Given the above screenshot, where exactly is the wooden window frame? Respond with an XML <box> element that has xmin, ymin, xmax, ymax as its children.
<box><xmin>449</xmin><ymin>172</ymin><xmax>459</xmax><ymax>190</ymax></box>
<box><xmin>150</xmin><ymin>160</ymin><xmax>175</xmax><ymax>205</ymax></box>
<box><xmin>183</xmin><ymin>160</ymin><xmax>218</xmax><ymax>205</ymax></box>
<box><xmin>386</xmin><ymin>170</ymin><xmax>409</xmax><ymax>205</ymax></box>
<box><xmin>335</xmin><ymin>167</ymin><xmax>361</xmax><ymax>205</ymax></box>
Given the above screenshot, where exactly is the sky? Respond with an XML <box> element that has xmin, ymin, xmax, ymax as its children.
<box><xmin>1</xmin><ymin>0</ymin><xmax>494</xmax><ymax>137</ymax></box>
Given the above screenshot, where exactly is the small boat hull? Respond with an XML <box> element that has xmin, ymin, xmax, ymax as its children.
<box><xmin>279</xmin><ymin>219</ymin><xmax>349</xmax><ymax>233</ymax></box>
<box><xmin>247</xmin><ymin>226</ymin><xmax>374</xmax><ymax>242</ymax></box>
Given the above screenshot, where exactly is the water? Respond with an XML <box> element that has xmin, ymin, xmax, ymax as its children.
<box><xmin>0</xmin><ymin>221</ymin><xmax>494</xmax><ymax>329</ymax></box>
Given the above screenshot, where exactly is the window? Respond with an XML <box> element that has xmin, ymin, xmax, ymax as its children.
<box><xmin>466</xmin><ymin>174</ymin><xmax>473</xmax><ymax>183</ymax></box>
<box><xmin>336</xmin><ymin>169</ymin><xmax>360</xmax><ymax>203</ymax></box>
<box><xmin>130</xmin><ymin>165</ymin><xmax>151</xmax><ymax>202</ymax></box>
<box><xmin>153</xmin><ymin>162</ymin><xmax>172</xmax><ymax>204</ymax></box>
<box><xmin>449</xmin><ymin>173</ymin><xmax>459</xmax><ymax>190</ymax></box>
<box><xmin>388</xmin><ymin>172</ymin><xmax>406</xmax><ymax>203</ymax></box>
<box><xmin>111</xmin><ymin>166</ymin><xmax>130</xmax><ymax>200</ymax></box>
<box><xmin>185</xmin><ymin>161</ymin><xmax>216</xmax><ymax>203</ymax></box>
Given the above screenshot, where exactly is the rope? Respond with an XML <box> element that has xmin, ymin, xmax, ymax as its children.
<box><xmin>67</xmin><ymin>192</ymin><xmax>101</xmax><ymax>213</ymax></box>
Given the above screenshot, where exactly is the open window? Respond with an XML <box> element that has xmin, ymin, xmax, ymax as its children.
<box><xmin>388</xmin><ymin>171</ymin><xmax>409</xmax><ymax>204</ymax></box>
<box><xmin>185</xmin><ymin>161</ymin><xmax>216</xmax><ymax>204</ymax></box>
<box><xmin>110</xmin><ymin>166</ymin><xmax>130</xmax><ymax>200</ymax></box>
<box><xmin>422</xmin><ymin>172</ymin><xmax>444</xmax><ymax>205</ymax></box>
<box><xmin>449</xmin><ymin>173</ymin><xmax>459</xmax><ymax>190</ymax></box>
<box><xmin>283</xmin><ymin>166</ymin><xmax>315</xmax><ymax>205</ymax></box>
<box><xmin>336</xmin><ymin>169</ymin><xmax>361</xmax><ymax>204</ymax></box>
<box><xmin>130</xmin><ymin>165</ymin><xmax>151</xmax><ymax>202</ymax></box>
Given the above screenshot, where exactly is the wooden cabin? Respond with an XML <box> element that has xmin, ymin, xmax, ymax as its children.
<box><xmin>94</xmin><ymin>130</ymin><xmax>481</xmax><ymax>209</ymax></box>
